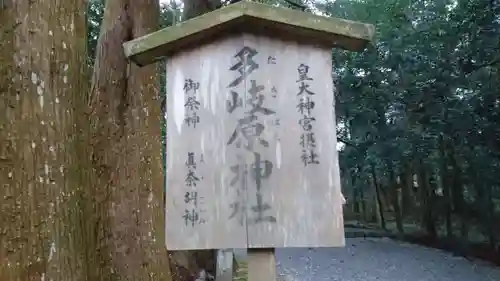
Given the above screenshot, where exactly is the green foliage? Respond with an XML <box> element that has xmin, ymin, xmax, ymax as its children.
<box><xmin>320</xmin><ymin>0</ymin><xmax>500</xmax><ymax>244</ymax></box>
<box><xmin>87</xmin><ymin>0</ymin><xmax>104</xmax><ymax>66</ymax></box>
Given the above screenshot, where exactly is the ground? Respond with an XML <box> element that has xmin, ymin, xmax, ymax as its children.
<box><xmin>234</xmin><ymin>238</ymin><xmax>500</xmax><ymax>281</ymax></box>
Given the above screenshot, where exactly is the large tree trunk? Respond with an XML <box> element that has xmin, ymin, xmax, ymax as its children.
<box><xmin>87</xmin><ymin>1</ymin><xmax>132</xmax><ymax>279</ymax></box>
<box><xmin>0</xmin><ymin>0</ymin><xmax>88</xmax><ymax>280</ymax></box>
<box><xmin>127</xmin><ymin>1</ymin><xmax>173</xmax><ymax>279</ymax></box>
<box><xmin>88</xmin><ymin>0</ymin><xmax>173</xmax><ymax>280</ymax></box>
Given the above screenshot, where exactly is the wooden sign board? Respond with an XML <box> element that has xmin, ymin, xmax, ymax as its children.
<box><xmin>165</xmin><ymin>33</ymin><xmax>345</xmax><ymax>250</ymax></box>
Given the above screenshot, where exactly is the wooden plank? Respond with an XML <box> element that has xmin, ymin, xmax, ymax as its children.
<box><xmin>123</xmin><ymin>0</ymin><xmax>375</xmax><ymax>66</ymax></box>
<box><xmin>165</xmin><ymin>34</ymin><xmax>345</xmax><ymax>250</ymax></box>
<box><xmin>215</xmin><ymin>249</ymin><xmax>234</xmax><ymax>281</ymax></box>
<box><xmin>241</xmin><ymin>34</ymin><xmax>345</xmax><ymax>248</ymax></box>
<box><xmin>248</xmin><ymin>249</ymin><xmax>276</xmax><ymax>281</ymax></box>
<box><xmin>165</xmin><ymin>36</ymin><xmax>247</xmax><ymax>250</ymax></box>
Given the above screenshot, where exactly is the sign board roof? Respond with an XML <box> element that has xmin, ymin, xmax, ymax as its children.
<box><xmin>123</xmin><ymin>1</ymin><xmax>375</xmax><ymax>66</ymax></box>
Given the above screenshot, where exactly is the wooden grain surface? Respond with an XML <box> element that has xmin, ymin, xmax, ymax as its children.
<box><xmin>165</xmin><ymin>34</ymin><xmax>344</xmax><ymax>250</ymax></box>
<box><xmin>248</xmin><ymin>249</ymin><xmax>276</xmax><ymax>281</ymax></box>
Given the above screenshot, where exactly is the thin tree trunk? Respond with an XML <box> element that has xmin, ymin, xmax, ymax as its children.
<box><xmin>350</xmin><ymin>170</ymin><xmax>360</xmax><ymax>214</ymax></box>
<box><xmin>484</xmin><ymin>184</ymin><xmax>497</xmax><ymax>248</ymax></box>
<box><xmin>359</xmin><ymin>184</ymin><xmax>367</xmax><ymax>221</ymax></box>
<box><xmin>417</xmin><ymin>162</ymin><xmax>437</xmax><ymax>238</ymax></box>
<box><xmin>400</xmin><ymin>161</ymin><xmax>414</xmax><ymax>218</ymax></box>
<box><xmin>386</xmin><ymin>161</ymin><xmax>404</xmax><ymax>234</ymax></box>
<box><xmin>371</xmin><ymin>164</ymin><xmax>386</xmax><ymax>230</ymax></box>
<box><xmin>438</xmin><ymin>135</ymin><xmax>453</xmax><ymax>238</ymax></box>
<box><xmin>0</xmin><ymin>0</ymin><xmax>88</xmax><ymax>280</ymax></box>
<box><xmin>392</xmin><ymin>184</ymin><xmax>404</xmax><ymax>234</ymax></box>
<box><xmin>448</xmin><ymin>149</ymin><xmax>468</xmax><ymax>239</ymax></box>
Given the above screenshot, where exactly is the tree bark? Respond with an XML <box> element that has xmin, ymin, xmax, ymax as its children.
<box><xmin>88</xmin><ymin>0</ymin><xmax>173</xmax><ymax>280</ymax></box>
<box><xmin>87</xmin><ymin>1</ymin><xmax>132</xmax><ymax>279</ymax></box>
<box><xmin>126</xmin><ymin>1</ymin><xmax>173</xmax><ymax>280</ymax></box>
<box><xmin>350</xmin><ymin>170</ymin><xmax>360</xmax><ymax>214</ymax></box>
<box><xmin>0</xmin><ymin>0</ymin><xmax>89</xmax><ymax>280</ymax></box>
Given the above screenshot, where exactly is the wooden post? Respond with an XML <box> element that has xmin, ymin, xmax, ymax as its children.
<box><xmin>248</xmin><ymin>248</ymin><xmax>276</xmax><ymax>281</ymax></box>
<box><xmin>215</xmin><ymin>249</ymin><xmax>234</xmax><ymax>281</ymax></box>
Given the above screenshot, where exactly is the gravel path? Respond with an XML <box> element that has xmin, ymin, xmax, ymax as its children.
<box><xmin>274</xmin><ymin>238</ymin><xmax>500</xmax><ymax>281</ymax></box>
